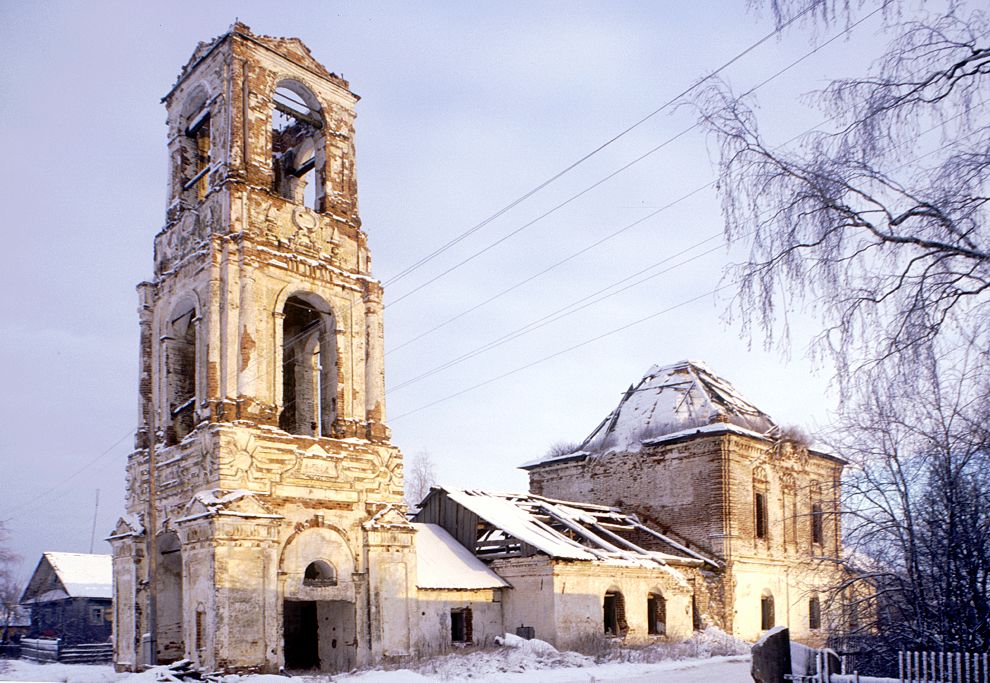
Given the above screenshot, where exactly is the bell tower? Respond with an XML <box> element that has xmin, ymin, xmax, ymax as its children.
<box><xmin>109</xmin><ymin>24</ymin><xmax>414</xmax><ymax>674</ymax></box>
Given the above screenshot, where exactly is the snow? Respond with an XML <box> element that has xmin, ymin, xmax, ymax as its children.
<box><xmin>0</xmin><ymin>629</ymin><xmax>753</xmax><ymax>682</ymax></box>
<box><xmin>527</xmin><ymin>360</ymin><xmax>777</xmax><ymax>464</ymax></box>
<box><xmin>442</xmin><ymin>488</ymin><xmax>688</xmax><ymax>574</ymax></box>
<box><xmin>23</xmin><ymin>552</ymin><xmax>113</xmax><ymax>601</ymax></box>
<box><xmin>412</xmin><ymin>523</ymin><xmax>509</xmax><ymax>590</ymax></box>
<box><xmin>0</xmin><ymin>628</ymin><xmax>752</xmax><ymax>683</ymax></box>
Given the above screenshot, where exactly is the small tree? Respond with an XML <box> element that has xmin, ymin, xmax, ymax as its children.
<box><xmin>0</xmin><ymin>521</ymin><xmax>21</xmax><ymax>644</ymax></box>
<box><xmin>404</xmin><ymin>450</ymin><xmax>438</xmax><ymax>511</ymax></box>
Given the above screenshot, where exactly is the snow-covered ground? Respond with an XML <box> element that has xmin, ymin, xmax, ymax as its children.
<box><xmin>0</xmin><ymin>629</ymin><xmax>753</xmax><ymax>682</ymax></box>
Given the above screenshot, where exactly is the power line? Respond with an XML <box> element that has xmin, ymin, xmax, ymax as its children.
<box><xmin>388</xmin><ymin>234</ymin><xmax>726</xmax><ymax>393</ymax></box>
<box><xmin>379</xmin><ymin>1</ymin><xmax>824</xmax><ymax>289</ymax></box>
<box><xmin>383</xmin><ymin>2</ymin><xmax>888</xmax><ymax>309</ymax></box>
<box><xmin>389</xmin><ymin>284</ymin><xmax>733</xmax><ymax>422</ymax></box>
<box><xmin>0</xmin><ymin>428</ymin><xmax>133</xmax><ymax>518</ymax></box>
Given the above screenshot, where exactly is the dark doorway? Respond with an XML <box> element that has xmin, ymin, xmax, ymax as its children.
<box><xmin>284</xmin><ymin>600</ymin><xmax>319</xmax><ymax>670</ymax></box>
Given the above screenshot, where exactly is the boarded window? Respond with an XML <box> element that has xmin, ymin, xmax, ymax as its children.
<box><xmin>755</xmin><ymin>492</ymin><xmax>767</xmax><ymax>539</ymax></box>
<box><xmin>195</xmin><ymin>609</ymin><xmax>205</xmax><ymax>651</ymax></box>
<box><xmin>603</xmin><ymin>591</ymin><xmax>628</xmax><ymax>637</ymax></box>
<box><xmin>761</xmin><ymin>591</ymin><xmax>775</xmax><ymax>630</ymax></box>
<box><xmin>811</xmin><ymin>503</ymin><xmax>824</xmax><ymax>545</ymax></box>
<box><xmin>451</xmin><ymin>607</ymin><xmax>472</xmax><ymax>644</ymax></box>
<box><xmin>809</xmin><ymin>596</ymin><xmax>821</xmax><ymax>630</ymax></box>
<box><xmin>647</xmin><ymin>592</ymin><xmax>666</xmax><ymax>636</ymax></box>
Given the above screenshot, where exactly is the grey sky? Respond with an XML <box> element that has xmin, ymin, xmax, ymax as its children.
<box><xmin>0</xmin><ymin>1</ymin><xmax>891</xmax><ymax>581</ymax></box>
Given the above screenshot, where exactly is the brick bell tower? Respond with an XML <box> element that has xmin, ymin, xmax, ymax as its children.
<box><xmin>108</xmin><ymin>24</ymin><xmax>414</xmax><ymax>674</ymax></box>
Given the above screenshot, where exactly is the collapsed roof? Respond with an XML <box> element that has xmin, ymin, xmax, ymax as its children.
<box><xmin>20</xmin><ymin>552</ymin><xmax>113</xmax><ymax>604</ymax></box>
<box><xmin>415</xmin><ymin>487</ymin><xmax>718</xmax><ymax>572</ymax></box>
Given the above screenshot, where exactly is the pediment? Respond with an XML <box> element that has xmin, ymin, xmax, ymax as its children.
<box><xmin>181</xmin><ymin>488</ymin><xmax>278</xmax><ymax>521</ymax></box>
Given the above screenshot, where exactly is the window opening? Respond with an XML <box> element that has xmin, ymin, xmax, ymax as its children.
<box><xmin>165</xmin><ymin>307</ymin><xmax>196</xmax><ymax>445</ymax></box>
<box><xmin>755</xmin><ymin>492</ymin><xmax>767</xmax><ymax>540</ymax></box>
<box><xmin>272</xmin><ymin>83</ymin><xmax>324</xmax><ymax>211</ymax></box>
<box><xmin>811</xmin><ymin>502</ymin><xmax>824</xmax><ymax>545</ymax></box>
<box><xmin>809</xmin><ymin>596</ymin><xmax>821</xmax><ymax>630</ymax></box>
<box><xmin>761</xmin><ymin>591</ymin><xmax>775</xmax><ymax>630</ymax></box>
<box><xmin>450</xmin><ymin>607</ymin><xmax>472</xmax><ymax>644</ymax></box>
<box><xmin>280</xmin><ymin>295</ymin><xmax>336</xmax><ymax>436</ymax></box>
<box><xmin>647</xmin><ymin>592</ymin><xmax>666</xmax><ymax>636</ymax></box>
<box><xmin>603</xmin><ymin>591</ymin><xmax>628</xmax><ymax>637</ymax></box>
<box><xmin>303</xmin><ymin>560</ymin><xmax>337</xmax><ymax>587</ymax></box>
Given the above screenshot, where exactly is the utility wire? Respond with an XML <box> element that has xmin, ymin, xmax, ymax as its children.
<box><xmin>0</xmin><ymin>429</ymin><xmax>133</xmax><ymax>518</ymax></box>
<box><xmin>383</xmin><ymin>2</ymin><xmax>888</xmax><ymax>310</ymax></box>
<box><xmin>388</xmin><ymin>235</ymin><xmax>726</xmax><ymax>393</ymax></box>
<box><xmin>380</xmin><ymin>1</ymin><xmax>824</xmax><ymax>289</ymax></box>
<box><xmin>389</xmin><ymin>284</ymin><xmax>733</xmax><ymax>422</ymax></box>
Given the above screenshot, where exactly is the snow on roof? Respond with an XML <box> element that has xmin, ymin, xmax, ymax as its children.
<box><xmin>436</xmin><ymin>487</ymin><xmax>713</xmax><ymax>575</ymax></box>
<box><xmin>525</xmin><ymin>360</ymin><xmax>777</xmax><ymax>467</ymax></box>
<box><xmin>412</xmin><ymin>523</ymin><xmax>509</xmax><ymax>590</ymax></box>
<box><xmin>21</xmin><ymin>552</ymin><xmax>112</xmax><ymax>603</ymax></box>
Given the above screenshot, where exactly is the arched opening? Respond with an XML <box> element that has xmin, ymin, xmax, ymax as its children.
<box><xmin>164</xmin><ymin>301</ymin><xmax>197</xmax><ymax>445</ymax></box>
<box><xmin>279</xmin><ymin>294</ymin><xmax>336</xmax><ymax>437</ymax></box>
<box><xmin>647</xmin><ymin>591</ymin><xmax>666</xmax><ymax>636</ymax></box>
<box><xmin>271</xmin><ymin>82</ymin><xmax>324</xmax><ymax>211</ymax></box>
<box><xmin>753</xmin><ymin>466</ymin><xmax>769</xmax><ymax>541</ymax></box>
<box><xmin>156</xmin><ymin>531</ymin><xmax>184</xmax><ymax>663</ymax></box>
<box><xmin>303</xmin><ymin>560</ymin><xmax>337</xmax><ymax>587</ymax></box>
<box><xmin>603</xmin><ymin>590</ymin><xmax>628</xmax><ymax>637</ymax></box>
<box><xmin>809</xmin><ymin>595</ymin><xmax>821</xmax><ymax>630</ymax></box>
<box><xmin>179</xmin><ymin>86</ymin><xmax>211</xmax><ymax>201</ymax></box>
<box><xmin>761</xmin><ymin>589</ymin><xmax>775</xmax><ymax>630</ymax></box>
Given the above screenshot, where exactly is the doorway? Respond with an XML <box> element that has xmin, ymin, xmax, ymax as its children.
<box><xmin>283</xmin><ymin>600</ymin><xmax>319</xmax><ymax>670</ymax></box>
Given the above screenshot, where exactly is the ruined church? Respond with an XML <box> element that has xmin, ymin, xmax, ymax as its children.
<box><xmin>109</xmin><ymin>25</ymin><xmax>845</xmax><ymax>674</ymax></box>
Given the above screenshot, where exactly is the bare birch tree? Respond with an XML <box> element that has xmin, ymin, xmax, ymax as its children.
<box><xmin>404</xmin><ymin>450</ymin><xmax>438</xmax><ymax>511</ymax></box>
<box><xmin>695</xmin><ymin>2</ymin><xmax>990</xmax><ymax>384</ymax></box>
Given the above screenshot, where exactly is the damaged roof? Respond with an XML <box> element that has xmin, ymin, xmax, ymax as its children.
<box><xmin>416</xmin><ymin>487</ymin><xmax>718</xmax><ymax>573</ymax></box>
<box><xmin>524</xmin><ymin>360</ymin><xmax>777</xmax><ymax>467</ymax></box>
<box><xmin>412</xmin><ymin>523</ymin><xmax>510</xmax><ymax>591</ymax></box>
<box><xmin>20</xmin><ymin>552</ymin><xmax>112</xmax><ymax>604</ymax></box>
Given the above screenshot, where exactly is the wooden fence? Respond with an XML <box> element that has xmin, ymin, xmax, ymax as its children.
<box><xmin>20</xmin><ymin>637</ymin><xmax>112</xmax><ymax>664</ymax></box>
<box><xmin>899</xmin><ymin>651</ymin><xmax>989</xmax><ymax>683</ymax></box>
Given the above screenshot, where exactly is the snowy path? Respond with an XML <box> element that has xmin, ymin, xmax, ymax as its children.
<box><xmin>0</xmin><ymin>655</ymin><xmax>752</xmax><ymax>682</ymax></box>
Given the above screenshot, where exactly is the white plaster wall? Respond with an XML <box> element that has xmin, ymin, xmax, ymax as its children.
<box><xmin>413</xmin><ymin>589</ymin><xmax>504</xmax><ymax>654</ymax></box>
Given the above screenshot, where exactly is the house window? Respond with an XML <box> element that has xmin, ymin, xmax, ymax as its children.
<box><xmin>755</xmin><ymin>492</ymin><xmax>768</xmax><ymax>539</ymax></box>
<box><xmin>809</xmin><ymin>596</ymin><xmax>821</xmax><ymax>630</ymax></box>
<box><xmin>647</xmin><ymin>592</ymin><xmax>666</xmax><ymax>636</ymax></box>
<box><xmin>761</xmin><ymin>591</ymin><xmax>775</xmax><ymax>630</ymax></box>
<box><xmin>303</xmin><ymin>560</ymin><xmax>337</xmax><ymax>587</ymax></box>
<box><xmin>811</xmin><ymin>503</ymin><xmax>824</xmax><ymax>545</ymax></box>
<box><xmin>603</xmin><ymin>590</ymin><xmax>628</xmax><ymax>637</ymax></box>
<box><xmin>451</xmin><ymin>607</ymin><xmax>472</xmax><ymax>644</ymax></box>
<box><xmin>89</xmin><ymin>606</ymin><xmax>105</xmax><ymax>625</ymax></box>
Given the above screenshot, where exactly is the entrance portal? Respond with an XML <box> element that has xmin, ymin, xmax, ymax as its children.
<box><xmin>283</xmin><ymin>599</ymin><xmax>356</xmax><ymax>672</ymax></box>
<box><xmin>283</xmin><ymin>601</ymin><xmax>319</xmax><ymax>670</ymax></box>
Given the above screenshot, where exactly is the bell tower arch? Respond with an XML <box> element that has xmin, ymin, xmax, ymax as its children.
<box><xmin>110</xmin><ymin>24</ymin><xmax>412</xmax><ymax>674</ymax></box>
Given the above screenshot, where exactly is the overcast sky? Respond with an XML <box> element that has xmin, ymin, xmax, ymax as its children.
<box><xmin>0</xmin><ymin>1</ymin><xmax>893</xmax><ymax>581</ymax></box>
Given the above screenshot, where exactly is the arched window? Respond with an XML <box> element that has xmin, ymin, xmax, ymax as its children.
<box><xmin>603</xmin><ymin>590</ymin><xmax>628</xmax><ymax>637</ymax></box>
<box><xmin>810</xmin><ymin>480</ymin><xmax>824</xmax><ymax>546</ymax></box>
<box><xmin>280</xmin><ymin>294</ymin><xmax>336</xmax><ymax>436</ymax></box>
<box><xmin>271</xmin><ymin>82</ymin><xmax>324</xmax><ymax>211</ymax></box>
<box><xmin>647</xmin><ymin>591</ymin><xmax>666</xmax><ymax>636</ymax></box>
<box><xmin>179</xmin><ymin>86</ymin><xmax>211</xmax><ymax>201</ymax></box>
<box><xmin>753</xmin><ymin>466</ymin><xmax>769</xmax><ymax>541</ymax></box>
<box><xmin>761</xmin><ymin>589</ymin><xmax>775</xmax><ymax>630</ymax></box>
<box><xmin>809</xmin><ymin>595</ymin><xmax>821</xmax><ymax>630</ymax></box>
<box><xmin>303</xmin><ymin>560</ymin><xmax>337</xmax><ymax>587</ymax></box>
<box><xmin>164</xmin><ymin>301</ymin><xmax>197</xmax><ymax>444</ymax></box>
